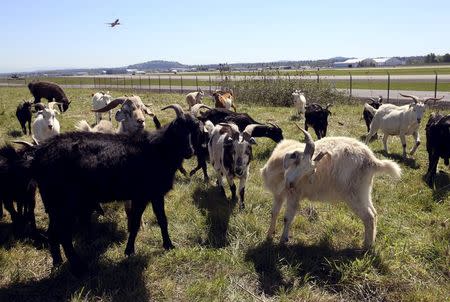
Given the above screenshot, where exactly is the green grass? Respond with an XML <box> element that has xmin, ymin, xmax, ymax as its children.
<box><xmin>0</xmin><ymin>87</ymin><xmax>449</xmax><ymax>301</ymax></box>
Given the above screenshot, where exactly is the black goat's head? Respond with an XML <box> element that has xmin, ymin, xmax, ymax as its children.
<box><xmin>162</xmin><ymin>104</ymin><xmax>199</xmax><ymax>159</ymax></box>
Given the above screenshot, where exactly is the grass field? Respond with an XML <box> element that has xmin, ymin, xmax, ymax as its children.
<box><xmin>0</xmin><ymin>87</ymin><xmax>449</xmax><ymax>301</ymax></box>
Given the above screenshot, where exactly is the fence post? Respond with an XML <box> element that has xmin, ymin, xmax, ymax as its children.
<box><xmin>169</xmin><ymin>76</ymin><xmax>172</xmax><ymax>92</ymax></box>
<box><xmin>158</xmin><ymin>75</ymin><xmax>161</xmax><ymax>94</ymax></box>
<box><xmin>181</xmin><ymin>76</ymin><xmax>183</xmax><ymax>93</ymax></box>
<box><xmin>349</xmin><ymin>72</ymin><xmax>352</xmax><ymax>97</ymax></box>
<box><xmin>316</xmin><ymin>73</ymin><xmax>320</xmax><ymax>84</ymax></box>
<box><xmin>434</xmin><ymin>71</ymin><xmax>438</xmax><ymax>98</ymax></box>
<box><xmin>148</xmin><ymin>76</ymin><xmax>150</xmax><ymax>92</ymax></box>
<box><xmin>196</xmin><ymin>76</ymin><xmax>199</xmax><ymax>90</ymax></box>
<box><xmin>139</xmin><ymin>76</ymin><xmax>142</xmax><ymax>90</ymax></box>
<box><xmin>209</xmin><ymin>75</ymin><xmax>212</xmax><ymax>93</ymax></box>
<box><xmin>387</xmin><ymin>72</ymin><xmax>390</xmax><ymax>101</ymax></box>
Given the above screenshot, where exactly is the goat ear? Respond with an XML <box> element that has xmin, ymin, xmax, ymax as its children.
<box><xmin>283</xmin><ymin>151</ymin><xmax>300</xmax><ymax>169</ymax></box>
<box><xmin>115</xmin><ymin>110</ymin><xmax>126</xmax><ymax>122</ymax></box>
<box><xmin>248</xmin><ymin>137</ymin><xmax>257</xmax><ymax>145</ymax></box>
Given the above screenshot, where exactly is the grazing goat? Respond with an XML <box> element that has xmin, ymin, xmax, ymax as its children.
<box><xmin>26</xmin><ymin>104</ymin><xmax>199</xmax><ymax>276</ymax></box>
<box><xmin>197</xmin><ymin>107</ymin><xmax>283</xmax><ymax>143</ymax></box>
<box><xmin>92</xmin><ymin>95</ymin><xmax>160</xmax><ymax>133</ymax></box>
<box><xmin>0</xmin><ymin>144</ymin><xmax>37</xmax><ymax>235</ymax></box>
<box><xmin>424</xmin><ymin>112</ymin><xmax>450</xmax><ymax>187</ymax></box>
<box><xmin>28</xmin><ymin>81</ymin><xmax>71</xmax><ymax>112</ymax></box>
<box><xmin>208</xmin><ymin>123</ymin><xmax>258</xmax><ymax>209</ymax></box>
<box><xmin>213</xmin><ymin>90</ymin><xmax>236</xmax><ymax>112</ymax></box>
<box><xmin>363</xmin><ymin>96</ymin><xmax>383</xmax><ymax>134</ymax></box>
<box><xmin>292</xmin><ymin>90</ymin><xmax>306</xmax><ymax>117</ymax></box>
<box><xmin>16</xmin><ymin>100</ymin><xmax>33</xmax><ymax>135</ymax></box>
<box><xmin>186</xmin><ymin>89</ymin><xmax>204</xmax><ymax>109</ymax></box>
<box><xmin>305</xmin><ymin>103</ymin><xmax>332</xmax><ymax>139</ymax></box>
<box><xmin>32</xmin><ymin>102</ymin><xmax>61</xmax><ymax>144</ymax></box>
<box><xmin>365</xmin><ymin>93</ymin><xmax>444</xmax><ymax>158</ymax></box>
<box><xmin>261</xmin><ymin>126</ymin><xmax>401</xmax><ymax>248</ymax></box>
<box><xmin>92</xmin><ymin>91</ymin><xmax>113</xmax><ymax>123</ymax></box>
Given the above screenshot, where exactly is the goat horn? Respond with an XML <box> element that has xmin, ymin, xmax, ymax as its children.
<box><xmin>400</xmin><ymin>93</ymin><xmax>419</xmax><ymax>103</ymax></box>
<box><xmin>191</xmin><ymin>104</ymin><xmax>212</xmax><ymax>117</ymax></box>
<box><xmin>294</xmin><ymin>122</ymin><xmax>315</xmax><ymax>159</ymax></box>
<box><xmin>267</xmin><ymin>121</ymin><xmax>280</xmax><ymax>129</ymax></box>
<box><xmin>424</xmin><ymin>96</ymin><xmax>444</xmax><ymax>103</ymax></box>
<box><xmin>47</xmin><ymin>101</ymin><xmax>64</xmax><ymax>111</ymax></box>
<box><xmin>368</xmin><ymin>97</ymin><xmax>376</xmax><ymax>102</ymax></box>
<box><xmin>161</xmin><ymin>104</ymin><xmax>184</xmax><ymax>118</ymax></box>
<box><xmin>13</xmin><ymin>140</ymin><xmax>36</xmax><ymax>147</ymax></box>
<box><xmin>92</xmin><ymin>97</ymin><xmax>125</xmax><ymax>112</ymax></box>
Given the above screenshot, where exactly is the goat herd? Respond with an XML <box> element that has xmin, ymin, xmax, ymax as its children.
<box><xmin>0</xmin><ymin>81</ymin><xmax>449</xmax><ymax>277</ymax></box>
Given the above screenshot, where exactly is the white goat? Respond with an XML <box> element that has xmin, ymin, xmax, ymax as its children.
<box><xmin>208</xmin><ymin>122</ymin><xmax>258</xmax><ymax>209</ymax></box>
<box><xmin>92</xmin><ymin>95</ymin><xmax>156</xmax><ymax>134</ymax></box>
<box><xmin>186</xmin><ymin>89</ymin><xmax>204</xmax><ymax>109</ymax></box>
<box><xmin>75</xmin><ymin>120</ymin><xmax>115</xmax><ymax>134</ymax></box>
<box><xmin>92</xmin><ymin>91</ymin><xmax>113</xmax><ymax>124</ymax></box>
<box><xmin>261</xmin><ymin>126</ymin><xmax>401</xmax><ymax>248</ymax></box>
<box><xmin>292</xmin><ymin>89</ymin><xmax>306</xmax><ymax>117</ymax></box>
<box><xmin>365</xmin><ymin>93</ymin><xmax>443</xmax><ymax>158</ymax></box>
<box><xmin>32</xmin><ymin>102</ymin><xmax>61</xmax><ymax>144</ymax></box>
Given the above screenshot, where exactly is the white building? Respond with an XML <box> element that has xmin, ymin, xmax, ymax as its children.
<box><xmin>372</xmin><ymin>57</ymin><xmax>405</xmax><ymax>67</ymax></box>
<box><xmin>333</xmin><ymin>57</ymin><xmax>405</xmax><ymax>68</ymax></box>
<box><xmin>333</xmin><ymin>58</ymin><xmax>366</xmax><ymax>68</ymax></box>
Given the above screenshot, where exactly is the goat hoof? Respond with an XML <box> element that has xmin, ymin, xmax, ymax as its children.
<box><xmin>163</xmin><ymin>242</ymin><xmax>175</xmax><ymax>250</ymax></box>
<box><xmin>124</xmin><ymin>247</ymin><xmax>135</xmax><ymax>256</ymax></box>
<box><xmin>279</xmin><ymin>237</ymin><xmax>289</xmax><ymax>245</ymax></box>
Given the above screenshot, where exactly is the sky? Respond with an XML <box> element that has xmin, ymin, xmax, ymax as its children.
<box><xmin>1</xmin><ymin>0</ymin><xmax>449</xmax><ymax>72</ymax></box>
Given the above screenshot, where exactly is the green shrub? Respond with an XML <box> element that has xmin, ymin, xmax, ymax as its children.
<box><xmin>220</xmin><ymin>77</ymin><xmax>349</xmax><ymax>107</ymax></box>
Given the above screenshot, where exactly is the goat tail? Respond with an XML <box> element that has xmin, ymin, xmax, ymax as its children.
<box><xmin>364</xmin><ymin>103</ymin><xmax>377</xmax><ymax>115</ymax></box>
<box><xmin>75</xmin><ymin>120</ymin><xmax>92</xmax><ymax>132</ymax></box>
<box><xmin>374</xmin><ymin>159</ymin><xmax>401</xmax><ymax>179</ymax></box>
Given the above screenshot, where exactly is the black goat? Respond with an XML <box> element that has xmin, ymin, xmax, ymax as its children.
<box><xmin>16</xmin><ymin>100</ymin><xmax>33</xmax><ymax>135</ymax></box>
<box><xmin>305</xmin><ymin>103</ymin><xmax>332</xmax><ymax>139</ymax></box>
<box><xmin>25</xmin><ymin>104</ymin><xmax>198</xmax><ymax>276</ymax></box>
<box><xmin>0</xmin><ymin>145</ymin><xmax>37</xmax><ymax>235</ymax></box>
<box><xmin>425</xmin><ymin>112</ymin><xmax>450</xmax><ymax>187</ymax></box>
<box><xmin>198</xmin><ymin>108</ymin><xmax>283</xmax><ymax>143</ymax></box>
<box><xmin>28</xmin><ymin>81</ymin><xmax>71</xmax><ymax>112</ymax></box>
<box><xmin>363</xmin><ymin>96</ymin><xmax>383</xmax><ymax>135</ymax></box>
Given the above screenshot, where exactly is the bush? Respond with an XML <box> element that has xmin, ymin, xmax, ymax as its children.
<box><xmin>220</xmin><ymin>76</ymin><xmax>349</xmax><ymax>107</ymax></box>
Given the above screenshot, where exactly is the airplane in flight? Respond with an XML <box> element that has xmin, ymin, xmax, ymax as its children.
<box><xmin>106</xmin><ymin>19</ymin><xmax>121</xmax><ymax>27</ymax></box>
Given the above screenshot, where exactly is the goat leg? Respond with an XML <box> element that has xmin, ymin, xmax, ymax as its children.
<box><xmin>125</xmin><ymin>200</ymin><xmax>148</xmax><ymax>255</ymax></box>
<box><xmin>151</xmin><ymin>197</ymin><xmax>174</xmax><ymax>250</ymax></box>
<box><xmin>178</xmin><ymin>165</ymin><xmax>188</xmax><ymax>177</ymax></box>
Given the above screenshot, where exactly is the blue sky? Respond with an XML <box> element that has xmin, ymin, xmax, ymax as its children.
<box><xmin>1</xmin><ymin>0</ymin><xmax>449</xmax><ymax>72</ymax></box>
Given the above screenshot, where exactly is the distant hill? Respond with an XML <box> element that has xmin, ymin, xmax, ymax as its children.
<box><xmin>127</xmin><ymin>60</ymin><xmax>186</xmax><ymax>70</ymax></box>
